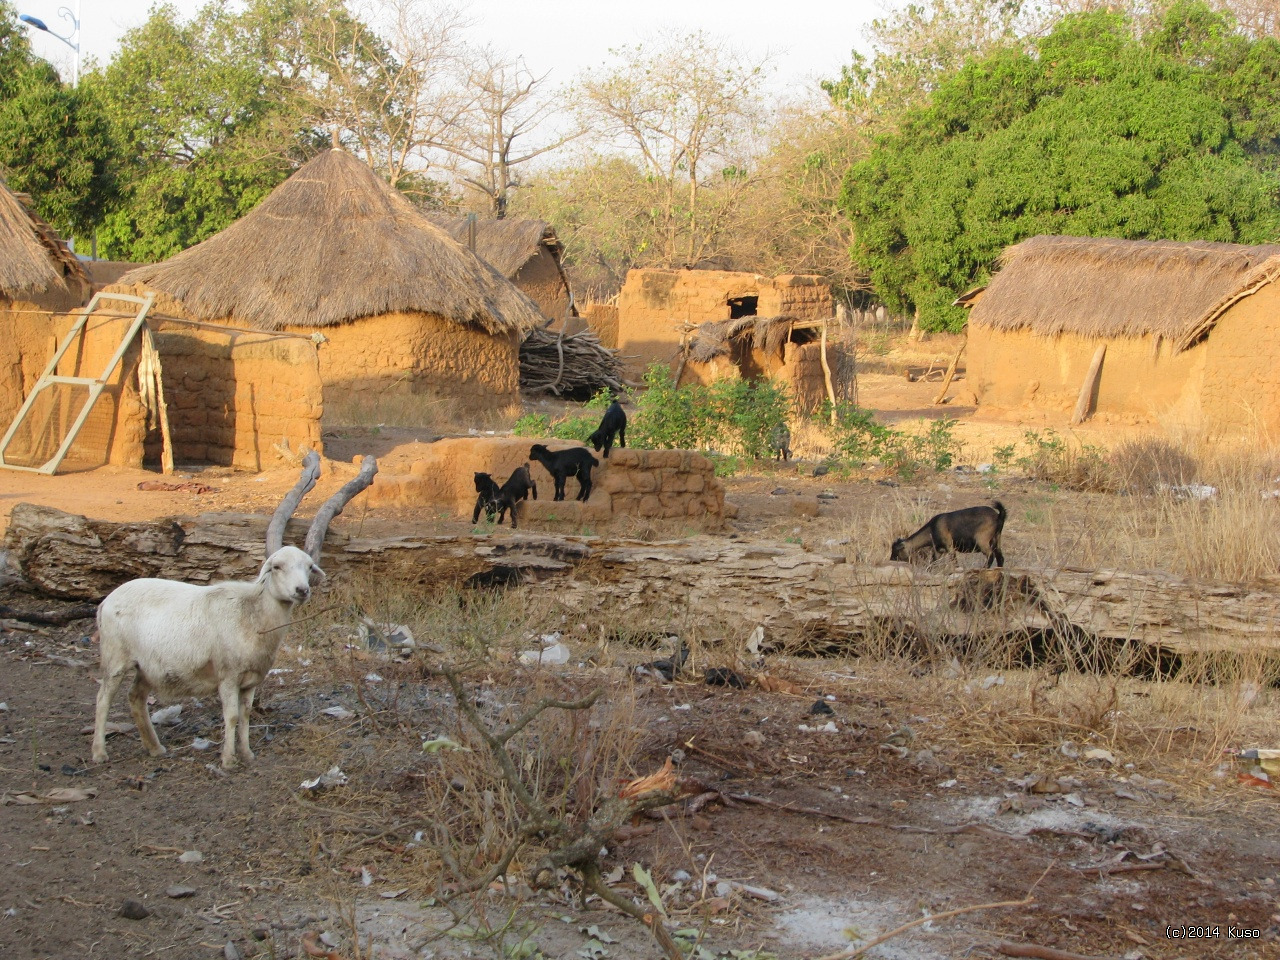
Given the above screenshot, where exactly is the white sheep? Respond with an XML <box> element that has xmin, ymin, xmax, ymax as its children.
<box><xmin>91</xmin><ymin>545</ymin><xmax>325</xmax><ymax>770</ymax></box>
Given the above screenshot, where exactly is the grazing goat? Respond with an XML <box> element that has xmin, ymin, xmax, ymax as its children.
<box><xmin>588</xmin><ymin>401</ymin><xmax>627</xmax><ymax>458</ymax></box>
<box><xmin>769</xmin><ymin>423</ymin><xmax>792</xmax><ymax>462</ymax></box>
<box><xmin>471</xmin><ymin>472</ymin><xmax>503</xmax><ymax>524</ymax></box>
<box><xmin>92</xmin><ymin>546</ymin><xmax>325</xmax><ymax>770</ymax></box>
<box><xmin>495</xmin><ymin>463</ymin><xmax>538</xmax><ymax>528</ymax></box>
<box><xmin>529</xmin><ymin>443</ymin><xmax>598</xmax><ymax>502</ymax></box>
<box><xmin>891</xmin><ymin>501</ymin><xmax>1006</xmax><ymax>568</ymax></box>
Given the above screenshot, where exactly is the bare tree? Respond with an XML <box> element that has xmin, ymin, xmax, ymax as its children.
<box><xmin>572</xmin><ymin>30</ymin><xmax>770</xmax><ymax>265</ymax></box>
<box><xmin>314</xmin><ymin>0</ymin><xmax>472</xmax><ymax>196</ymax></box>
<box><xmin>442</xmin><ymin>48</ymin><xmax>580</xmax><ymax>218</ymax></box>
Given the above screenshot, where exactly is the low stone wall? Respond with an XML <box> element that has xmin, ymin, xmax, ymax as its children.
<box><xmin>365</xmin><ymin>437</ymin><xmax>727</xmax><ymax>526</ymax></box>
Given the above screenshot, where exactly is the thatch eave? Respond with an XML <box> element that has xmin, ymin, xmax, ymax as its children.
<box><xmin>0</xmin><ymin>184</ymin><xmax>85</xmax><ymax>298</ymax></box>
<box><xmin>119</xmin><ymin>150</ymin><xmax>544</xmax><ymax>336</ymax></box>
<box><xmin>968</xmin><ymin>235</ymin><xmax>1280</xmax><ymax>349</ymax></box>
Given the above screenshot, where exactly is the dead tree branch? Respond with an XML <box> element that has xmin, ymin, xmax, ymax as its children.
<box><xmin>266</xmin><ymin>450</ymin><xmax>321</xmax><ymax>555</ymax></box>
<box><xmin>304</xmin><ymin>455</ymin><xmax>379</xmax><ymax>561</ymax></box>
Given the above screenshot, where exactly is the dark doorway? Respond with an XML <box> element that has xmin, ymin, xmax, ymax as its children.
<box><xmin>727</xmin><ymin>296</ymin><xmax>758</xmax><ymax>319</ymax></box>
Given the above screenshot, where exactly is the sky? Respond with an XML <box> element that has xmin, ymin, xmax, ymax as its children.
<box><xmin>15</xmin><ymin>0</ymin><xmax>890</xmax><ymax>97</ymax></box>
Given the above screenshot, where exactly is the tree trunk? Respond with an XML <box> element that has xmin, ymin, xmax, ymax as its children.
<box><xmin>6</xmin><ymin>504</ymin><xmax>1278</xmax><ymax>658</ymax></box>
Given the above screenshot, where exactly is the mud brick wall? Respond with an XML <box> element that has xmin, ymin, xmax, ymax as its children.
<box><xmin>590</xmin><ymin>448</ymin><xmax>724</xmax><ymax>520</ymax></box>
<box><xmin>366</xmin><ymin>437</ymin><xmax>726</xmax><ymax>526</ymax></box>
<box><xmin>770</xmin><ymin>274</ymin><xmax>833</xmax><ymax>321</ymax></box>
<box><xmin>281</xmin><ymin>311</ymin><xmax>520</xmax><ymax>410</ymax></box>
<box><xmin>152</xmin><ymin>324</ymin><xmax>323</xmax><ymax>471</ymax></box>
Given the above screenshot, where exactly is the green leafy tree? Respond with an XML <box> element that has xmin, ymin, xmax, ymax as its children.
<box><xmin>0</xmin><ymin>2</ymin><xmax>116</xmax><ymax>241</ymax></box>
<box><xmin>841</xmin><ymin>4</ymin><xmax>1280</xmax><ymax>331</ymax></box>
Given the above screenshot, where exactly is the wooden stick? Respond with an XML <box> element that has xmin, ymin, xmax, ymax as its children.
<box><xmin>997</xmin><ymin>944</ymin><xmax>1123</xmax><ymax>960</ymax></box>
<box><xmin>809</xmin><ymin>896</ymin><xmax>1035</xmax><ymax>960</ymax></box>
<box><xmin>1071</xmin><ymin>345</ymin><xmax>1106</xmax><ymax>425</ymax></box>
<box><xmin>820</xmin><ymin>320</ymin><xmax>837</xmax><ymax>425</ymax></box>
<box><xmin>933</xmin><ymin>335</ymin><xmax>966</xmax><ymax>405</ymax></box>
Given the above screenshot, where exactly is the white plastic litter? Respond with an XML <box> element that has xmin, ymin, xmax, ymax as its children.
<box><xmin>149</xmin><ymin>704</ymin><xmax>182</xmax><ymax>726</ymax></box>
<box><xmin>191</xmin><ymin>737</ymin><xmax>212</xmax><ymax>751</ymax></box>
<box><xmin>519</xmin><ymin>634</ymin><xmax>571</xmax><ymax>665</ymax></box>
<box><xmin>321</xmin><ymin>706</ymin><xmax>355</xmax><ymax>720</ymax></box>
<box><xmin>300</xmin><ymin>766</ymin><xmax>348</xmax><ymax>791</ymax></box>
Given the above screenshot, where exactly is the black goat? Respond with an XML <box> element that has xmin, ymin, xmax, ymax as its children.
<box><xmin>495</xmin><ymin>464</ymin><xmax>537</xmax><ymax>528</ymax></box>
<box><xmin>769</xmin><ymin>423</ymin><xmax>792</xmax><ymax>462</ymax></box>
<box><xmin>471</xmin><ymin>472</ymin><xmax>503</xmax><ymax>524</ymax></box>
<box><xmin>588</xmin><ymin>401</ymin><xmax>627</xmax><ymax>458</ymax></box>
<box><xmin>891</xmin><ymin>501</ymin><xmax>1007</xmax><ymax>568</ymax></box>
<box><xmin>529</xmin><ymin>444</ymin><xmax>598</xmax><ymax>502</ymax></box>
<box><xmin>472</xmin><ymin>465</ymin><xmax>538</xmax><ymax>528</ymax></box>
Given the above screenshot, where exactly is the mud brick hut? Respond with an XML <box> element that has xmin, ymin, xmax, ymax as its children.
<box><xmin>427</xmin><ymin>216</ymin><xmax>575</xmax><ymax>328</ymax></box>
<box><xmin>118</xmin><ymin>149</ymin><xmax>544</xmax><ymax>413</ymax></box>
<box><xmin>0</xmin><ymin>180</ymin><xmax>89</xmax><ymax>428</ymax></box>
<box><xmin>615</xmin><ymin>269</ymin><xmax>833</xmax><ymax>379</ymax></box>
<box><xmin>963</xmin><ymin>235</ymin><xmax>1280</xmax><ymax>434</ymax></box>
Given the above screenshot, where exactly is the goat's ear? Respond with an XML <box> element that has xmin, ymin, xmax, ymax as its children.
<box><xmin>310</xmin><ymin>561</ymin><xmax>327</xmax><ymax>582</ymax></box>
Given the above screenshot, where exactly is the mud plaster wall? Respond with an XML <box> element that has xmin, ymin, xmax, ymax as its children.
<box><xmin>514</xmin><ymin>249</ymin><xmax>579</xmax><ymax>332</ymax></box>
<box><xmin>282</xmin><ymin>311</ymin><xmax>519</xmax><ymax>410</ymax></box>
<box><xmin>0</xmin><ymin>301</ymin><xmax>67</xmax><ymax>430</ymax></box>
<box><xmin>51</xmin><ymin>311</ymin><xmax>147</xmax><ymax>468</ymax></box>
<box><xmin>1201</xmin><ymin>285</ymin><xmax>1280</xmax><ymax>437</ymax></box>
<box><xmin>366</xmin><ymin>437</ymin><xmax>725</xmax><ymax>525</ymax></box>
<box><xmin>582</xmin><ymin>303</ymin><xmax>618</xmax><ymax>349</ymax></box>
<box><xmin>967</xmin><ymin>325</ymin><xmax>1206</xmax><ymax>426</ymax></box>
<box><xmin>151</xmin><ymin>323</ymin><xmax>323</xmax><ymax>470</ymax></box>
<box><xmin>616</xmin><ymin>269</ymin><xmax>831</xmax><ymax>378</ymax></box>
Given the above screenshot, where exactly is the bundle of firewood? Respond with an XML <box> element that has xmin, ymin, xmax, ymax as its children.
<box><xmin>519</xmin><ymin>327</ymin><xmax>632</xmax><ymax>398</ymax></box>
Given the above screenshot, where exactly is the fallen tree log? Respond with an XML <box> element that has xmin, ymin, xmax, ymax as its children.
<box><xmin>6</xmin><ymin>503</ymin><xmax>1279</xmax><ymax>657</ymax></box>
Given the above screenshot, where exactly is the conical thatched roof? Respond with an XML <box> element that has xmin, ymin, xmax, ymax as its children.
<box><xmin>0</xmin><ymin>180</ymin><xmax>86</xmax><ymax>298</ymax></box>
<box><xmin>120</xmin><ymin>150</ymin><xmax>543</xmax><ymax>334</ymax></box>
<box><xmin>967</xmin><ymin>235</ymin><xmax>1280</xmax><ymax>351</ymax></box>
<box><xmin>426</xmin><ymin>216</ymin><xmax>563</xmax><ymax>280</ymax></box>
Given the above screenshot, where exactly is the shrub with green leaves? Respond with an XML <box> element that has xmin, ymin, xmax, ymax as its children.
<box><xmin>628</xmin><ymin>365</ymin><xmax>790</xmax><ymax>460</ymax></box>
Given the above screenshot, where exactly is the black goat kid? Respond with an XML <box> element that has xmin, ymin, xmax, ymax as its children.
<box><xmin>529</xmin><ymin>444</ymin><xmax>598</xmax><ymax>502</ymax></box>
<box><xmin>588</xmin><ymin>401</ymin><xmax>627</xmax><ymax>458</ymax></box>
<box><xmin>472</xmin><ymin>464</ymin><xmax>538</xmax><ymax>528</ymax></box>
<box><xmin>891</xmin><ymin>501</ymin><xmax>1006</xmax><ymax>568</ymax></box>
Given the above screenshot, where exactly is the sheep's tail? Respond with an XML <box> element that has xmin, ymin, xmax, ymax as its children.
<box><xmin>992</xmin><ymin>500</ymin><xmax>1007</xmax><ymax>529</ymax></box>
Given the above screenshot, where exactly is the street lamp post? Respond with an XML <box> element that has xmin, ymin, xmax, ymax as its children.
<box><xmin>18</xmin><ymin>0</ymin><xmax>81</xmax><ymax>88</ymax></box>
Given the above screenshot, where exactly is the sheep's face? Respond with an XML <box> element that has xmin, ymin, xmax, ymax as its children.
<box><xmin>259</xmin><ymin>546</ymin><xmax>325</xmax><ymax>605</ymax></box>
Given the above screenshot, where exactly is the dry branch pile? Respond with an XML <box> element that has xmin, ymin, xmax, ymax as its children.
<box><xmin>520</xmin><ymin>327</ymin><xmax>631</xmax><ymax>398</ymax></box>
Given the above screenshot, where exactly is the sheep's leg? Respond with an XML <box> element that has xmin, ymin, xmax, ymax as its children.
<box><xmin>219</xmin><ymin>679</ymin><xmax>243</xmax><ymax>769</ymax></box>
<box><xmin>236</xmin><ymin>685</ymin><xmax>257</xmax><ymax>762</ymax></box>
<box><xmin>127</xmin><ymin>675</ymin><xmax>167</xmax><ymax>758</ymax></box>
<box><xmin>92</xmin><ymin>665</ymin><xmax>128</xmax><ymax>763</ymax></box>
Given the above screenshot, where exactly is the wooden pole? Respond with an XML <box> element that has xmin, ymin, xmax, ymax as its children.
<box><xmin>932</xmin><ymin>334</ymin><xmax>966</xmax><ymax>406</ymax></box>
<box><xmin>819</xmin><ymin>320</ymin><xmax>837</xmax><ymax>425</ymax></box>
<box><xmin>1071</xmin><ymin>345</ymin><xmax>1107</xmax><ymax>425</ymax></box>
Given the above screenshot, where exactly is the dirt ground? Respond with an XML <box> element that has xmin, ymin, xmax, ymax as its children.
<box><xmin>1</xmin><ymin>346</ymin><xmax>1278</xmax><ymax>960</ymax></box>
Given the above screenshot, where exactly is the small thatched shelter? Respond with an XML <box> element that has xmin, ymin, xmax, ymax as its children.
<box><xmin>0</xmin><ymin>181</ymin><xmax>90</xmax><ymax>428</ymax></box>
<box><xmin>120</xmin><ymin>149</ymin><xmax>544</xmax><ymax>409</ymax></box>
<box><xmin>427</xmin><ymin>216</ymin><xmax>575</xmax><ymax>327</ymax></box>
<box><xmin>965</xmin><ymin>235</ymin><xmax>1280</xmax><ymax>434</ymax></box>
<box><xmin>680</xmin><ymin>313</ymin><xmax>853</xmax><ymax>413</ymax></box>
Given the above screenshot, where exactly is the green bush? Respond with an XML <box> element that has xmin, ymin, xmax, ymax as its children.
<box><xmin>628</xmin><ymin>365</ymin><xmax>790</xmax><ymax>461</ymax></box>
<box><xmin>825</xmin><ymin>403</ymin><xmax>961</xmax><ymax>478</ymax></box>
<box><xmin>512</xmin><ymin>413</ymin><xmax>551</xmax><ymax>437</ymax></box>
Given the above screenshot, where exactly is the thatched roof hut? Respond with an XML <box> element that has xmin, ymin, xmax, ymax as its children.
<box><xmin>122</xmin><ymin>150</ymin><xmax>542</xmax><ymax>335</ymax></box>
<box><xmin>427</xmin><ymin>216</ymin><xmax>574</xmax><ymax>325</ymax></box>
<box><xmin>0</xmin><ymin>180</ymin><xmax>86</xmax><ymax>301</ymax></box>
<box><xmin>964</xmin><ymin>235</ymin><xmax>1280</xmax><ymax>435</ymax></box>
<box><xmin>118</xmin><ymin>150</ymin><xmax>542</xmax><ymax>411</ymax></box>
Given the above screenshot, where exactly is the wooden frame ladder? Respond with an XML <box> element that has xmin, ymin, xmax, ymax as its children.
<box><xmin>0</xmin><ymin>291</ymin><xmax>155</xmax><ymax>474</ymax></box>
